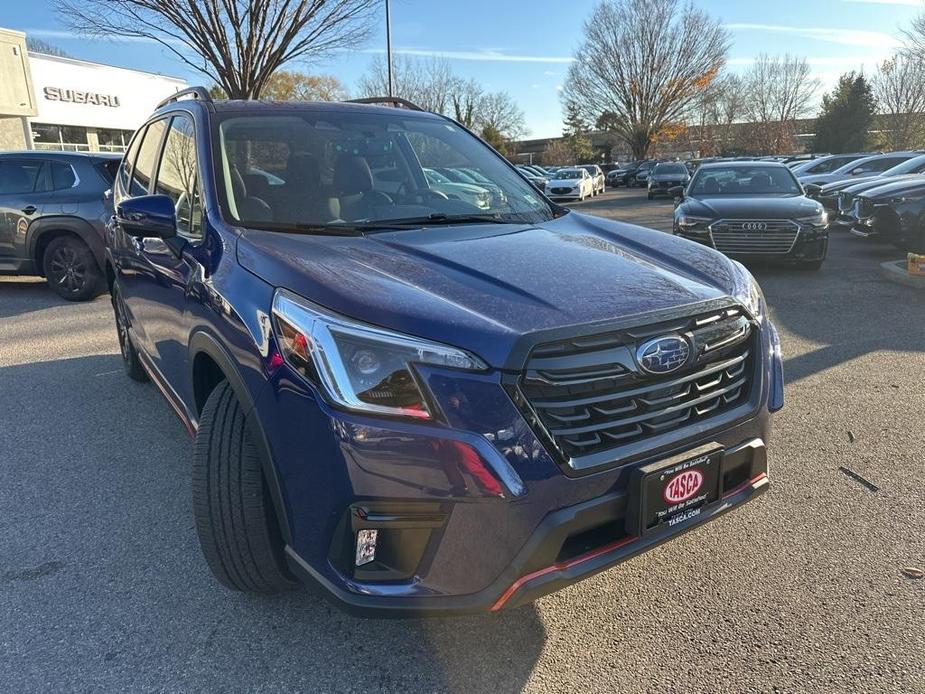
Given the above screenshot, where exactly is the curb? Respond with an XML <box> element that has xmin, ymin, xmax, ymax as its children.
<box><xmin>879</xmin><ymin>260</ymin><xmax>925</xmax><ymax>289</ymax></box>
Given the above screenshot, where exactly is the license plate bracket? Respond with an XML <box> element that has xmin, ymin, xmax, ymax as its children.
<box><xmin>625</xmin><ymin>443</ymin><xmax>723</xmax><ymax>536</ymax></box>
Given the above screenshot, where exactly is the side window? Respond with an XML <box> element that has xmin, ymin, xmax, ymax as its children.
<box><xmin>50</xmin><ymin>162</ymin><xmax>77</xmax><ymax>190</ymax></box>
<box><xmin>118</xmin><ymin>127</ymin><xmax>145</xmax><ymax>195</ymax></box>
<box><xmin>132</xmin><ymin>118</ymin><xmax>168</xmax><ymax>196</ymax></box>
<box><xmin>0</xmin><ymin>160</ymin><xmax>43</xmax><ymax>195</ymax></box>
<box><xmin>155</xmin><ymin>115</ymin><xmax>202</xmax><ymax>239</ymax></box>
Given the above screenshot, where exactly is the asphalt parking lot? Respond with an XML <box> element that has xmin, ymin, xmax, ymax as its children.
<box><xmin>1</xmin><ymin>187</ymin><xmax>923</xmax><ymax>693</ymax></box>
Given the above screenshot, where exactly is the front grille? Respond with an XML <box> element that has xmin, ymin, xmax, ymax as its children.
<box><xmin>709</xmin><ymin>220</ymin><xmax>799</xmax><ymax>255</ymax></box>
<box><xmin>551</xmin><ymin>187</ymin><xmax>572</xmax><ymax>195</ymax></box>
<box><xmin>838</xmin><ymin>192</ymin><xmax>854</xmax><ymax>212</ymax></box>
<box><xmin>518</xmin><ymin>306</ymin><xmax>755</xmax><ymax>463</ymax></box>
<box><xmin>854</xmin><ymin>197</ymin><xmax>874</xmax><ymax>219</ymax></box>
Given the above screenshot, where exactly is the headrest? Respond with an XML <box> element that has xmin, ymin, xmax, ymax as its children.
<box><xmin>286</xmin><ymin>152</ymin><xmax>321</xmax><ymax>188</ymax></box>
<box><xmin>333</xmin><ymin>155</ymin><xmax>373</xmax><ymax>195</ymax></box>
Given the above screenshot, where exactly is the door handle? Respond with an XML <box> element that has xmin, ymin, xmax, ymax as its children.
<box><xmin>22</xmin><ymin>205</ymin><xmax>37</xmax><ymax>215</ymax></box>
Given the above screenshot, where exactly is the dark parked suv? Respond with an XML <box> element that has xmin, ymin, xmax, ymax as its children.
<box><xmin>106</xmin><ymin>88</ymin><xmax>782</xmax><ymax>615</ymax></box>
<box><xmin>0</xmin><ymin>151</ymin><xmax>120</xmax><ymax>299</ymax></box>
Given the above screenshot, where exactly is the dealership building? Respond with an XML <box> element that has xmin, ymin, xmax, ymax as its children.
<box><xmin>0</xmin><ymin>27</ymin><xmax>187</xmax><ymax>153</ymax></box>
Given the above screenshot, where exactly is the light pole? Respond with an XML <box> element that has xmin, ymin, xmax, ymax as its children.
<box><xmin>385</xmin><ymin>0</ymin><xmax>394</xmax><ymax>97</ymax></box>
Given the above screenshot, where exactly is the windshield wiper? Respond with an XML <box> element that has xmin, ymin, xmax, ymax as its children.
<box><xmin>349</xmin><ymin>212</ymin><xmax>530</xmax><ymax>231</ymax></box>
<box><xmin>242</xmin><ymin>220</ymin><xmax>365</xmax><ymax>236</ymax></box>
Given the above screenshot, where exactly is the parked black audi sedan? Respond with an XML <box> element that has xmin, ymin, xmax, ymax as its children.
<box><xmin>0</xmin><ymin>150</ymin><xmax>121</xmax><ymax>299</ymax></box>
<box><xmin>850</xmin><ymin>177</ymin><xmax>925</xmax><ymax>252</ymax></box>
<box><xmin>672</xmin><ymin>162</ymin><xmax>828</xmax><ymax>270</ymax></box>
<box><xmin>647</xmin><ymin>161</ymin><xmax>690</xmax><ymax>199</ymax></box>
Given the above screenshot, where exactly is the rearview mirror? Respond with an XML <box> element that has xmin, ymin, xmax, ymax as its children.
<box><xmin>116</xmin><ymin>194</ymin><xmax>177</xmax><ymax>239</ymax></box>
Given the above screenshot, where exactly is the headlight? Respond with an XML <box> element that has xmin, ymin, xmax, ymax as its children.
<box><xmin>677</xmin><ymin>214</ymin><xmax>711</xmax><ymax>230</ymax></box>
<box><xmin>797</xmin><ymin>211</ymin><xmax>828</xmax><ymax>226</ymax></box>
<box><xmin>729</xmin><ymin>261</ymin><xmax>764</xmax><ymax>321</ymax></box>
<box><xmin>272</xmin><ymin>289</ymin><xmax>486</xmax><ymax>419</ymax></box>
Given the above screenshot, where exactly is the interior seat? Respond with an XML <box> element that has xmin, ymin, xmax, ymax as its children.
<box><xmin>332</xmin><ymin>155</ymin><xmax>392</xmax><ymax>222</ymax></box>
<box><xmin>230</xmin><ymin>166</ymin><xmax>272</xmax><ymax>222</ymax></box>
<box><xmin>276</xmin><ymin>152</ymin><xmax>338</xmax><ymax>224</ymax></box>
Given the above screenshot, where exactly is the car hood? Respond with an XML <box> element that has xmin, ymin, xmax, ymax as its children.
<box><xmin>819</xmin><ymin>177</ymin><xmax>879</xmax><ymax>195</ymax></box>
<box><xmin>678</xmin><ymin>195</ymin><xmax>823</xmax><ymax>220</ymax></box>
<box><xmin>858</xmin><ymin>177</ymin><xmax>925</xmax><ymax>200</ymax></box>
<box><xmin>548</xmin><ymin>178</ymin><xmax>581</xmax><ymax>186</ymax></box>
<box><xmin>833</xmin><ymin>174</ymin><xmax>925</xmax><ymax>194</ymax></box>
<box><xmin>432</xmin><ymin>181</ymin><xmax>487</xmax><ymax>195</ymax></box>
<box><xmin>801</xmin><ymin>172</ymin><xmax>878</xmax><ymax>186</ymax></box>
<box><xmin>236</xmin><ymin>213</ymin><xmax>737</xmax><ymax>368</ymax></box>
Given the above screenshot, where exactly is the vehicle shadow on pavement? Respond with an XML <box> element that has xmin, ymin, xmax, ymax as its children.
<box><xmin>0</xmin><ymin>278</ymin><xmax>64</xmax><ymax>319</ymax></box>
<box><xmin>743</xmin><ymin>235</ymin><xmax>925</xmax><ymax>384</ymax></box>
<box><xmin>0</xmin><ymin>354</ymin><xmax>546</xmax><ymax>692</ymax></box>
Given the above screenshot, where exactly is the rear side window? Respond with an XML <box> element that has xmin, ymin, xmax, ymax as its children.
<box><xmin>50</xmin><ymin>162</ymin><xmax>78</xmax><ymax>190</ymax></box>
<box><xmin>95</xmin><ymin>160</ymin><xmax>119</xmax><ymax>184</ymax></box>
<box><xmin>132</xmin><ymin>118</ymin><xmax>169</xmax><ymax>196</ymax></box>
<box><xmin>0</xmin><ymin>160</ymin><xmax>43</xmax><ymax>194</ymax></box>
<box><xmin>155</xmin><ymin>115</ymin><xmax>202</xmax><ymax>239</ymax></box>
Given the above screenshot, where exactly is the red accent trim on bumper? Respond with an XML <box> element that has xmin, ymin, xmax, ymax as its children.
<box><xmin>722</xmin><ymin>472</ymin><xmax>768</xmax><ymax>500</ymax></box>
<box><xmin>492</xmin><ymin>471</ymin><xmax>769</xmax><ymax>612</ymax></box>
<box><xmin>491</xmin><ymin>534</ymin><xmax>638</xmax><ymax>612</ymax></box>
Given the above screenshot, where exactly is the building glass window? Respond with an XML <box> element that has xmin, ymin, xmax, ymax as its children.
<box><xmin>32</xmin><ymin>123</ymin><xmax>63</xmax><ymax>150</ymax></box>
<box><xmin>97</xmin><ymin>128</ymin><xmax>133</xmax><ymax>153</ymax></box>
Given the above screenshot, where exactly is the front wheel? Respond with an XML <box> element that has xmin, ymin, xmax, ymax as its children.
<box><xmin>193</xmin><ymin>382</ymin><xmax>299</xmax><ymax>593</ymax></box>
<box><xmin>43</xmin><ymin>235</ymin><xmax>103</xmax><ymax>301</ymax></box>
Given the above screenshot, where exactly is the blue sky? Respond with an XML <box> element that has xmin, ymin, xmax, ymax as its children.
<box><xmin>5</xmin><ymin>0</ymin><xmax>923</xmax><ymax>138</ymax></box>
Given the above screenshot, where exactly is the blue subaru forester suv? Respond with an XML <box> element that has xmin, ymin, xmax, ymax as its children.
<box><xmin>105</xmin><ymin>88</ymin><xmax>782</xmax><ymax>615</ymax></box>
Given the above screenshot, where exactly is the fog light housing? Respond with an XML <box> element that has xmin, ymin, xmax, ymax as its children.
<box><xmin>355</xmin><ymin>529</ymin><xmax>378</xmax><ymax>566</ymax></box>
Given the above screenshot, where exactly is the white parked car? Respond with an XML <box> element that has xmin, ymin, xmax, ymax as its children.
<box><xmin>578</xmin><ymin>164</ymin><xmax>606</xmax><ymax>195</ymax></box>
<box><xmin>423</xmin><ymin>168</ymin><xmax>492</xmax><ymax>209</ymax></box>
<box><xmin>545</xmin><ymin>167</ymin><xmax>594</xmax><ymax>201</ymax></box>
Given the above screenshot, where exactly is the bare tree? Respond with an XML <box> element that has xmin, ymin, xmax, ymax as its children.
<box><xmin>743</xmin><ymin>54</ymin><xmax>818</xmax><ymax>154</ymax></box>
<box><xmin>872</xmin><ymin>55</ymin><xmax>925</xmax><ymax>150</ymax></box>
<box><xmin>478</xmin><ymin>92</ymin><xmax>528</xmax><ymax>141</ymax></box>
<box><xmin>451</xmin><ymin>79</ymin><xmax>483</xmax><ymax>129</ymax></box>
<box><xmin>358</xmin><ymin>55</ymin><xmax>456</xmax><ymax>114</ymax></box>
<box><xmin>563</xmin><ymin>0</ymin><xmax>730</xmax><ymax>159</ymax></box>
<box><xmin>56</xmin><ymin>0</ymin><xmax>380</xmax><ymax>99</ymax></box>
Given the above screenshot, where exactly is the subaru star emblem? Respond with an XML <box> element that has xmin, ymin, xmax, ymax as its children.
<box><xmin>636</xmin><ymin>335</ymin><xmax>691</xmax><ymax>375</ymax></box>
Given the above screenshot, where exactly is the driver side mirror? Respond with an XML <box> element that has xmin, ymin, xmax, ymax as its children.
<box><xmin>668</xmin><ymin>186</ymin><xmax>685</xmax><ymax>203</ymax></box>
<box><xmin>116</xmin><ymin>194</ymin><xmax>177</xmax><ymax>240</ymax></box>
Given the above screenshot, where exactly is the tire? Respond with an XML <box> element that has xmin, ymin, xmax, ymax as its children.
<box><xmin>797</xmin><ymin>259</ymin><xmax>824</xmax><ymax>271</ymax></box>
<box><xmin>193</xmin><ymin>382</ymin><xmax>298</xmax><ymax>593</ymax></box>
<box><xmin>111</xmin><ymin>280</ymin><xmax>148</xmax><ymax>383</ymax></box>
<box><xmin>43</xmin><ymin>235</ymin><xmax>103</xmax><ymax>301</ymax></box>
<box><xmin>647</xmin><ymin>192</ymin><xmax>654</xmax><ymax>200</ymax></box>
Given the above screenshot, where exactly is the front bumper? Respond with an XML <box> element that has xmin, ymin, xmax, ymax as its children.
<box><xmin>258</xmin><ymin>321</ymin><xmax>781</xmax><ymax>616</ymax></box>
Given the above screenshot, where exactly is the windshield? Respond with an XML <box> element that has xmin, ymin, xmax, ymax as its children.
<box><xmin>689</xmin><ymin>166</ymin><xmax>801</xmax><ymax>196</ymax></box>
<box><xmin>215</xmin><ymin>111</ymin><xmax>554</xmax><ymax>232</ymax></box>
<box><xmin>554</xmin><ymin>169</ymin><xmax>583</xmax><ymax>179</ymax></box>
<box><xmin>653</xmin><ymin>164</ymin><xmax>687</xmax><ymax>175</ymax></box>
<box><xmin>881</xmin><ymin>154</ymin><xmax>925</xmax><ymax>176</ymax></box>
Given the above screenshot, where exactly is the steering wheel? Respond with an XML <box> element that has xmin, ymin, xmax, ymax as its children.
<box><xmin>396</xmin><ymin>181</ymin><xmax>450</xmax><ymax>204</ymax></box>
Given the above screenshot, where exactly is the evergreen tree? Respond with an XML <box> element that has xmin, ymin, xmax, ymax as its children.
<box><xmin>813</xmin><ymin>72</ymin><xmax>877</xmax><ymax>153</ymax></box>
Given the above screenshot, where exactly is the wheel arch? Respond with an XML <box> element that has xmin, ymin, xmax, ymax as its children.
<box><xmin>28</xmin><ymin>216</ymin><xmax>105</xmax><ymax>276</ymax></box>
<box><xmin>188</xmin><ymin>330</ymin><xmax>293</xmax><ymax>546</ymax></box>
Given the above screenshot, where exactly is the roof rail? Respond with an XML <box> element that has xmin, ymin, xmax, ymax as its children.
<box><xmin>346</xmin><ymin>96</ymin><xmax>424</xmax><ymax>112</ymax></box>
<box><xmin>155</xmin><ymin>86</ymin><xmax>213</xmax><ymax>111</ymax></box>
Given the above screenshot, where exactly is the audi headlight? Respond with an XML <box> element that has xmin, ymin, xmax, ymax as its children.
<box><xmin>797</xmin><ymin>211</ymin><xmax>828</xmax><ymax>226</ymax></box>
<box><xmin>272</xmin><ymin>289</ymin><xmax>486</xmax><ymax>419</ymax></box>
<box><xmin>677</xmin><ymin>214</ymin><xmax>711</xmax><ymax>231</ymax></box>
<box><xmin>729</xmin><ymin>261</ymin><xmax>764</xmax><ymax>321</ymax></box>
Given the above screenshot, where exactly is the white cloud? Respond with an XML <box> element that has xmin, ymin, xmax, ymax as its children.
<box><xmin>725</xmin><ymin>23</ymin><xmax>901</xmax><ymax>49</ymax></box>
<box><xmin>363</xmin><ymin>48</ymin><xmax>574</xmax><ymax>64</ymax></box>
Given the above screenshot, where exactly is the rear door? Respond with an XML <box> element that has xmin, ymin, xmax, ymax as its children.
<box><xmin>0</xmin><ymin>158</ymin><xmax>50</xmax><ymax>264</ymax></box>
